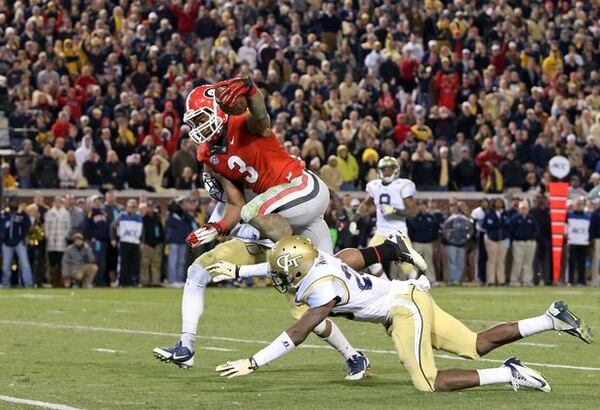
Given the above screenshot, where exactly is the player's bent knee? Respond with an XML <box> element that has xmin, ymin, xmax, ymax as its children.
<box><xmin>187</xmin><ymin>264</ymin><xmax>211</xmax><ymax>287</ymax></box>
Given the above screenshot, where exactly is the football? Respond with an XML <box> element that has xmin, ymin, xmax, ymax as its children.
<box><xmin>215</xmin><ymin>85</ymin><xmax>248</xmax><ymax>115</ymax></box>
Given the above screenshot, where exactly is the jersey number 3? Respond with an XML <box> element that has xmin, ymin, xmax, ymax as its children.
<box><xmin>228</xmin><ymin>155</ymin><xmax>259</xmax><ymax>184</ymax></box>
<box><xmin>341</xmin><ymin>265</ymin><xmax>372</xmax><ymax>291</ymax></box>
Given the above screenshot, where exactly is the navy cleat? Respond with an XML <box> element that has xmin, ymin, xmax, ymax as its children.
<box><xmin>153</xmin><ymin>342</ymin><xmax>195</xmax><ymax>369</ymax></box>
<box><xmin>386</xmin><ymin>230</ymin><xmax>428</xmax><ymax>272</ymax></box>
<box><xmin>545</xmin><ymin>301</ymin><xmax>592</xmax><ymax>344</ymax></box>
<box><xmin>345</xmin><ymin>351</ymin><xmax>371</xmax><ymax>381</ymax></box>
<box><xmin>503</xmin><ymin>357</ymin><xmax>550</xmax><ymax>392</ymax></box>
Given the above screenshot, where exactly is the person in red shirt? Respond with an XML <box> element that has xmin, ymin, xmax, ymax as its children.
<box><xmin>434</xmin><ymin>58</ymin><xmax>460</xmax><ymax>111</ymax></box>
<box><xmin>55</xmin><ymin>86</ymin><xmax>85</xmax><ymax>119</ymax></box>
<box><xmin>171</xmin><ymin>0</ymin><xmax>200</xmax><ymax>37</ymax></box>
<box><xmin>51</xmin><ymin>111</ymin><xmax>72</xmax><ymax>139</ymax></box>
<box><xmin>393</xmin><ymin>113</ymin><xmax>411</xmax><ymax>145</ymax></box>
<box><xmin>74</xmin><ymin>65</ymin><xmax>97</xmax><ymax>95</ymax></box>
<box><xmin>398</xmin><ymin>46</ymin><xmax>418</xmax><ymax>93</ymax></box>
<box><xmin>475</xmin><ymin>138</ymin><xmax>504</xmax><ymax>183</ymax></box>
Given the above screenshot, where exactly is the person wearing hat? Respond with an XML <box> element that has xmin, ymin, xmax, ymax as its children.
<box><xmin>508</xmin><ymin>200</ymin><xmax>538</xmax><ymax>286</ymax></box>
<box><xmin>61</xmin><ymin>233</ymin><xmax>98</xmax><ymax>288</ymax></box>
<box><xmin>0</xmin><ymin>195</ymin><xmax>33</xmax><ymax>287</ymax></box>
<box><xmin>112</xmin><ymin>199</ymin><xmax>143</xmax><ymax>286</ymax></box>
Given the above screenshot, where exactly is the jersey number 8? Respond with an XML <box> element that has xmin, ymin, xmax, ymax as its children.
<box><xmin>228</xmin><ymin>155</ymin><xmax>259</xmax><ymax>184</ymax></box>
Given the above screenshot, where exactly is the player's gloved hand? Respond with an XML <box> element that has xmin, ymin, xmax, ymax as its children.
<box><xmin>214</xmin><ymin>77</ymin><xmax>257</xmax><ymax>106</ymax></box>
<box><xmin>407</xmin><ymin>275</ymin><xmax>431</xmax><ymax>292</ymax></box>
<box><xmin>185</xmin><ymin>222</ymin><xmax>225</xmax><ymax>248</ymax></box>
<box><xmin>381</xmin><ymin>204</ymin><xmax>396</xmax><ymax>215</ymax></box>
<box><xmin>206</xmin><ymin>260</ymin><xmax>239</xmax><ymax>283</ymax></box>
<box><xmin>349</xmin><ymin>221</ymin><xmax>359</xmax><ymax>236</ymax></box>
<box><xmin>215</xmin><ymin>357</ymin><xmax>258</xmax><ymax>378</ymax></box>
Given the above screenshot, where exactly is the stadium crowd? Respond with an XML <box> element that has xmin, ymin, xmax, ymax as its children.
<box><xmin>0</xmin><ymin>0</ymin><xmax>600</xmax><ymax>287</ymax></box>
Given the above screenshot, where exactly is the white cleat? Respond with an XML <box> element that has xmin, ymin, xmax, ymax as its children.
<box><xmin>503</xmin><ymin>357</ymin><xmax>551</xmax><ymax>392</ymax></box>
<box><xmin>386</xmin><ymin>230</ymin><xmax>428</xmax><ymax>272</ymax></box>
<box><xmin>545</xmin><ymin>301</ymin><xmax>593</xmax><ymax>344</ymax></box>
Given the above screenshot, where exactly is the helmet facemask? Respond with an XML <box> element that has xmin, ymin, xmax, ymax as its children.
<box><xmin>378</xmin><ymin>165</ymin><xmax>399</xmax><ymax>184</ymax></box>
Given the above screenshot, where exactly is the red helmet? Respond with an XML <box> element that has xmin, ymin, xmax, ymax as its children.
<box><xmin>184</xmin><ymin>85</ymin><xmax>228</xmax><ymax>144</ymax></box>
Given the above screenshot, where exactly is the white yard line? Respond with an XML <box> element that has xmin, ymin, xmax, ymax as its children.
<box><xmin>0</xmin><ymin>319</ymin><xmax>597</xmax><ymax>372</ymax></box>
<box><xmin>92</xmin><ymin>348</ymin><xmax>125</xmax><ymax>354</ymax></box>
<box><xmin>516</xmin><ymin>342</ymin><xmax>557</xmax><ymax>348</ymax></box>
<box><xmin>0</xmin><ymin>395</ymin><xmax>82</xmax><ymax>410</ymax></box>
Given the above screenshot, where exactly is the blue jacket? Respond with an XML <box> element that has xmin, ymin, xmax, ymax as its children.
<box><xmin>0</xmin><ymin>208</ymin><xmax>31</xmax><ymax>246</ymax></box>
<box><xmin>590</xmin><ymin>208</ymin><xmax>600</xmax><ymax>240</ymax></box>
<box><xmin>483</xmin><ymin>210</ymin><xmax>510</xmax><ymax>241</ymax></box>
<box><xmin>509</xmin><ymin>214</ymin><xmax>538</xmax><ymax>241</ymax></box>
<box><xmin>84</xmin><ymin>208</ymin><xmax>110</xmax><ymax>242</ymax></box>
<box><xmin>165</xmin><ymin>210</ymin><xmax>197</xmax><ymax>244</ymax></box>
<box><xmin>407</xmin><ymin>212</ymin><xmax>439</xmax><ymax>243</ymax></box>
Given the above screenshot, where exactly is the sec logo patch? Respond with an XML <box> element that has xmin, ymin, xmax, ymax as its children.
<box><xmin>209</xmin><ymin>155</ymin><xmax>219</xmax><ymax>165</ymax></box>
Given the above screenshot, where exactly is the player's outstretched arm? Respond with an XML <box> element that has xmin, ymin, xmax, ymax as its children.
<box><xmin>215</xmin><ymin>299</ymin><xmax>336</xmax><ymax>379</ymax></box>
<box><xmin>214</xmin><ymin>76</ymin><xmax>271</xmax><ymax>137</ymax></box>
<box><xmin>350</xmin><ymin>196</ymin><xmax>375</xmax><ymax>235</ymax></box>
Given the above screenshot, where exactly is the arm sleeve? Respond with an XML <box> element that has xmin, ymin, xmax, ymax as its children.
<box><xmin>400</xmin><ymin>181</ymin><xmax>416</xmax><ymax>199</ymax></box>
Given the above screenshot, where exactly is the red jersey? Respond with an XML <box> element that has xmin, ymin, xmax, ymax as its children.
<box><xmin>196</xmin><ymin>114</ymin><xmax>304</xmax><ymax>193</ymax></box>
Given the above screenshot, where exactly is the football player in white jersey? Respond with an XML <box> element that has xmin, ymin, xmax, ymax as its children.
<box><xmin>351</xmin><ymin>156</ymin><xmax>418</xmax><ymax>277</ymax></box>
<box><xmin>153</xmin><ymin>173</ymin><xmax>425</xmax><ymax>380</ymax></box>
<box><xmin>215</xmin><ymin>236</ymin><xmax>592</xmax><ymax>393</ymax></box>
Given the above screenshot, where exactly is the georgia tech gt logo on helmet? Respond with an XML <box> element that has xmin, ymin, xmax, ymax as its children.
<box><xmin>275</xmin><ymin>253</ymin><xmax>304</xmax><ymax>271</ymax></box>
<box><xmin>267</xmin><ymin>236</ymin><xmax>318</xmax><ymax>293</ymax></box>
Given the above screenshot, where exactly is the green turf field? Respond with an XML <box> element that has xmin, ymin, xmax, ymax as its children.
<box><xmin>0</xmin><ymin>287</ymin><xmax>598</xmax><ymax>409</ymax></box>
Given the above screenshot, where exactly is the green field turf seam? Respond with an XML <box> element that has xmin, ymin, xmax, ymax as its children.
<box><xmin>1</xmin><ymin>319</ymin><xmax>598</xmax><ymax>372</ymax></box>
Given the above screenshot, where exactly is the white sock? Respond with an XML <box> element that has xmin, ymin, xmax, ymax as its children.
<box><xmin>239</xmin><ymin>262</ymin><xmax>269</xmax><ymax>278</ymax></box>
<box><xmin>180</xmin><ymin>264</ymin><xmax>211</xmax><ymax>351</ymax></box>
<box><xmin>315</xmin><ymin>319</ymin><xmax>358</xmax><ymax>360</ymax></box>
<box><xmin>517</xmin><ymin>314</ymin><xmax>554</xmax><ymax>337</ymax></box>
<box><xmin>477</xmin><ymin>367</ymin><xmax>512</xmax><ymax>385</ymax></box>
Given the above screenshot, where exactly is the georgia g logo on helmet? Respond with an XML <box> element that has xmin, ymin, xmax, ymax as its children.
<box><xmin>275</xmin><ymin>253</ymin><xmax>303</xmax><ymax>271</ymax></box>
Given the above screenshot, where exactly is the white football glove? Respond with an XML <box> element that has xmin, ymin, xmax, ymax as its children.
<box><xmin>349</xmin><ymin>221</ymin><xmax>359</xmax><ymax>236</ymax></box>
<box><xmin>215</xmin><ymin>358</ymin><xmax>257</xmax><ymax>379</ymax></box>
<box><xmin>206</xmin><ymin>261</ymin><xmax>239</xmax><ymax>283</ymax></box>
<box><xmin>185</xmin><ymin>225</ymin><xmax>219</xmax><ymax>248</ymax></box>
<box><xmin>381</xmin><ymin>204</ymin><xmax>395</xmax><ymax>215</ymax></box>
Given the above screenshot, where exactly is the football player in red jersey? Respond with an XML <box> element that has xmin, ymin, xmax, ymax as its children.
<box><xmin>183</xmin><ymin>78</ymin><xmax>333</xmax><ymax>254</ymax></box>
<box><xmin>152</xmin><ymin>78</ymin><xmax>378</xmax><ymax>378</ymax></box>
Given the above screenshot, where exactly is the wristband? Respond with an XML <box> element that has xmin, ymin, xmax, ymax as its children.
<box><xmin>252</xmin><ymin>331</ymin><xmax>296</xmax><ymax>367</ymax></box>
<box><xmin>215</xmin><ymin>220</ymin><xmax>227</xmax><ymax>233</ymax></box>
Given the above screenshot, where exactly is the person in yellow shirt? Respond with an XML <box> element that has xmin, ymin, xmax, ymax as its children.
<box><xmin>410</xmin><ymin>115</ymin><xmax>433</xmax><ymax>142</ymax></box>
<box><xmin>2</xmin><ymin>163</ymin><xmax>17</xmax><ymax>190</ymax></box>
<box><xmin>59</xmin><ymin>39</ymin><xmax>81</xmax><ymax>75</ymax></box>
<box><xmin>336</xmin><ymin>145</ymin><xmax>359</xmax><ymax>190</ymax></box>
<box><xmin>542</xmin><ymin>45</ymin><xmax>563</xmax><ymax>79</ymax></box>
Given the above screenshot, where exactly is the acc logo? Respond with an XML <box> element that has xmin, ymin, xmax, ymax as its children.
<box><xmin>276</xmin><ymin>253</ymin><xmax>303</xmax><ymax>270</ymax></box>
<box><xmin>203</xmin><ymin>88</ymin><xmax>216</xmax><ymax>98</ymax></box>
<box><xmin>209</xmin><ymin>155</ymin><xmax>219</xmax><ymax>165</ymax></box>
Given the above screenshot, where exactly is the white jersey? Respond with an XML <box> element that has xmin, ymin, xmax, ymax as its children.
<box><xmin>294</xmin><ymin>251</ymin><xmax>412</xmax><ymax>323</ymax></box>
<box><xmin>209</xmin><ymin>202</ymin><xmax>273</xmax><ymax>247</ymax></box>
<box><xmin>366</xmin><ymin>178</ymin><xmax>416</xmax><ymax>235</ymax></box>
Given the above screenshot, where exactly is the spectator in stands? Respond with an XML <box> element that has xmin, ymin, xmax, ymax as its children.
<box><xmin>166</xmin><ymin>197</ymin><xmax>197</xmax><ymax>287</ymax></box>
<box><xmin>509</xmin><ymin>200</ymin><xmax>538</xmax><ymax>286</ymax></box>
<box><xmin>170</xmin><ymin>139</ymin><xmax>196</xmax><ymax>185</ymax></box>
<box><xmin>336</xmin><ymin>145</ymin><xmax>358</xmax><ymax>191</ymax></box>
<box><xmin>569</xmin><ymin>176</ymin><xmax>588</xmax><ymax>199</ymax></box>
<box><xmin>58</xmin><ymin>150</ymin><xmax>83</xmax><ymax>188</ymax></box>
<box><xmin>411</xmin><ymin>142</ymin><xmax>436</xmax><ymax>190</ymax></box>
<box><xmin>145</xmin><ymin>152</ymin><xmax>170</xmax><ymax>192</ymax></box>
<box><xmin>483</xmin><ymin>198</ymin><xmax>510</xmax><ymax>286</ymax></box>
<box><xmin>320</xmin><ymin>155</ymin><xmax>342</xmax><ymax>192</ymax></box>
<box><xmin>103</xmin><ymin>150</ymin><xmax>126</xmax><ymax>190</ymax></box>
<box><xmin>407</xmin><ymin>200</ymin><xmax>438</xmax><ymax>284</ymax></box>
<box><xmin>0</xmin><ymin>196</ymin><xmax>32</xmax><ymax>288</ymax></box>
<box><xmin>566</xmin><ymin>197</ymin><xmax>590</xmax><ymax>285</ymax></box>
<box><xmin>34</xmin><ymin>145</ymin><xmax>59</xmax><ymax>188</ymax></box>
<box><xmin>441</xmin><ymin>200</ymin><xmax>474</xmax><ymax>285</ymax></box>
<box><xmin>453</xmin><ymin>147</ymin><xmax>479</xmax><ymax>191</ymax></box>
<box><xmin>125</xmin><ymin>154</ymin><xmax>147</xmax><ymax>190</ymax></box>
<box><xmin>112</xmin><ymin>199</ymin><xmax>143</xmax><ymax>287</ymax></box>
<box><xmin>15</xmin><ymin>139</ymin><xmax>37</xmax><ymax>188</ymax></box>
<box><xmin>140</xmin><ymin>202</ymin><xmax>164</xmax><ymax>287</ymax></box>
<box><xmin>62</xmin><ymin>233</ymin><xmax>97</xmax><ymax>288</ymax></box>
<box><xmin>500</xmin><ymin>150</ymin><xmax>524</xmax><ymax>195</ymax></box>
